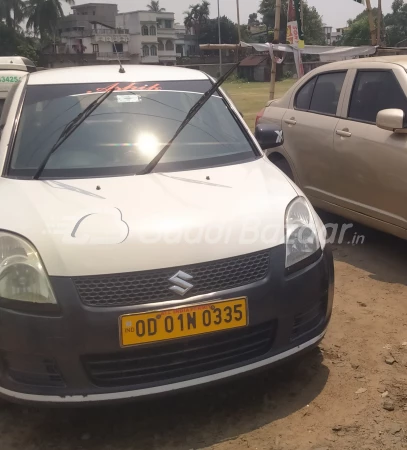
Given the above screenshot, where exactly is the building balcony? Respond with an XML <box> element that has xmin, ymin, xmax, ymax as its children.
<box><xmin>141</xmin><ymin>55</ymin><xmax>159</xmax><ymax>64</ymax></box>
<box><xmin>158</xmin><ymin>50</ymin><xmax>177</xmax><ymax>59</ymax></box>
<box><xmin>92</xmin><ymin>34</ymin><xmax>129</xmax><ymax>43</ymax></box>
<box><xmin>157</xmin><ymin>28</ymin><xmax>176</xmax><ymax>39</ymax></box>
<box><xmin>96</xmin><ymin>52</ymin><xmax>130</xmax><ymax>61</ymax></box>
<box><xmin>92</xmin><ymin>28</ymin><xmax>129</xmax><ymax>35</ymax></box>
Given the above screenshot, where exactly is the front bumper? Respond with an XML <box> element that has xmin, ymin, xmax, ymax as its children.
<box><xmin>0</xmin><ymin>245</ymin><xmax>334</xmax><ymax>405</ymax></box>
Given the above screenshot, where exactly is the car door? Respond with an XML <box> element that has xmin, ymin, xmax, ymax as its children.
<box><xmin>282</xmin><ymin>70</ymin><xmax>348</xmax><ymax>202</ymax></box>
<box><xmin>333</xmin><ymin>67</ymin><xmax>407</xmax><ymax>230</ymax></box>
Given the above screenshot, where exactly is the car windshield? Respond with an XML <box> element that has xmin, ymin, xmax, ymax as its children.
<box><xmin>9</xmin><ymin>80</ymin><xmax>256</xmax><ymax>179</ymax></box>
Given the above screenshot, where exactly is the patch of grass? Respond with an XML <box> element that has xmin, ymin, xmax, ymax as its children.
<box><xmin>224</xmin><ymin>79</ymin><xmax>296</xmax><ymax>131</ymax></box>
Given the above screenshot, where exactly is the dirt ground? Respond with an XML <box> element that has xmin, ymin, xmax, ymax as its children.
<box><xmin>1</xmin><ymin>212</ymin><xmax>407</xmax><ymax>450</ymax></box>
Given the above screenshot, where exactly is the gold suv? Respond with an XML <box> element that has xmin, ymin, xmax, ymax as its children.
<box><xmin>257</xmin><ymin>56</ymin><xmax>407</xmax><ymax>240</ymax></box>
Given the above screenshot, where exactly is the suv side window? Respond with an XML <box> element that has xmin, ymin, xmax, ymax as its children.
<box><xmin>348</xmin><ymin>70</ymin><xmax>407</xmax><ymax>124</ymax></box>
<box><xmin>309</xmin><ymin>72</ymin><xmax>346</xmax><ymax>115</ymax></box>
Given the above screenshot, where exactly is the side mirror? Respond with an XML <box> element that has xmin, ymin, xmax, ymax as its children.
<box><xmin>376</xmin><ymin>109</ymin><xmax>406</xmax><ymax>133</ymax></box>
<box><xmin>255</xmin><ymin>123</ymin><xmax>284</xmax><ymax>150</ymax></box>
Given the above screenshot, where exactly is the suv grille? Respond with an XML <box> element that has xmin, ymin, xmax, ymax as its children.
<box><xmin>73</xmin><ymin>250</ymin><xmax>270</xmax><ymax>307</ymax></box>
<box><xmin>83</xmin><ymin>321</ymin><xmax>275</xmax><ymax>387</ymax></box>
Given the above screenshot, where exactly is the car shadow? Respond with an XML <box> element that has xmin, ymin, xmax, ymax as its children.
<box><xmin>318</xmin><ymin>210</ymin><xmax>407</xmax><ymax>286</ymax></box>
<box><xmin>1</xmin><ymin>349</ymin><xmax>329</xmax><ymax>450</ymax></box>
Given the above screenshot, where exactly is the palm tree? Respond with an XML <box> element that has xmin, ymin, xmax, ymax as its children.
<box><xmin>184</xmin><ymin>0</ymin><xmax>210</xmax><ymax>43</ymax></box>
<box><xmin>25</xmin><ymin>0</ymin><xmax>74</xmax><ymax>40</ymax></box>
<box><xmin>0</xmin><ymin>0</ymin><xmax>26</xmax><ymax>29</ymax></box>
<box><xmin>146</xmin><ymin>1</ymin><xmax>165</xmax><ymax>12</ymax></box>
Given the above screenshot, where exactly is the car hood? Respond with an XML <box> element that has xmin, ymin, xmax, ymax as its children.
<box><xmin>0</xmin><ymin>159</ymin><xmax>297</xmax><ymax>276</ymax></box>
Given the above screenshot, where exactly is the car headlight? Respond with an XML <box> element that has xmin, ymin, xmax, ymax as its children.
<box><xmin>285</xmin><ymin>197</ymin><xmax>322</xmax><ymax>273</ymax></box>
<box><xmin>0</xmin><ymin>232</ymin><xmax>56</xmax><ymax>305</ymax></box>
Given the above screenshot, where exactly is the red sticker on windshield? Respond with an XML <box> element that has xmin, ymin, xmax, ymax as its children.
<box><xmin>86</xmin><ymin>82</ymin><xmax>162</xmax><ymax>93</ymax></box>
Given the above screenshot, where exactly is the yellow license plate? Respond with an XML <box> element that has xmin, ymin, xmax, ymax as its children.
<box><xmin>120</xmin><ymin>298</ymin><xmax>248</xmax><ymax>347</ymax></box>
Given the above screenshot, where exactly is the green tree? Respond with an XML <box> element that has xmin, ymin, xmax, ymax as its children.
<box><xmin>146</xmin><ymin>1</ymin><xmax>165</xmax><ymax>12</ymax></box>
<box><xmin>337</xmin><ymin>7</ymin><xmax>380</xmax><ymax>46</ymax></box>
<box><xmin>385</xmin><ymin>0</ymin><xmax>407</xmax><ymax>46</ymax></box>
<box><xmin>184</xmin><ymin>0</ymin><xmax>210</xmax><ymax>43</ymax></box>
<box><xmin>200</xmin><ymin>16</ymin><xmax>238</xmax><ymax>44</ymax></box>
<box><xmin>0</xmin><ymin>22</ymin><xmax>39</xmax><ymax>63</ymax></box>
<box><xmin>248</xmin><ymin>12</ymin><xmax>258</xmax><ymax>26</ymax></box>
<box><xmin>0</xmin><ymin>0</ymin><xmax>26</xmax><ymax>28</ymax></box>
<box><xmin>258</xmin><ymin>0</ymin><xmax>324</xmax><ymax>44</ymax></box>
<box><xmin>25</xmin><ymin>0</ymin><xmax>74</xmax><ymax>41</ymax></box>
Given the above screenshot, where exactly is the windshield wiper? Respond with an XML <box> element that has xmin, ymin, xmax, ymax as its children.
<box><xmin>33</xmin><ymin>88</ymin><xmax>115</xmax><ymax>179</ymax></box>
<box><xmin>138</xmin><ymin>62</ymin><xmax>240</xmax><ymax>176</ymax></box>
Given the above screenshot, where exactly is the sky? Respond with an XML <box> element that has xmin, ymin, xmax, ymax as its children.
<box><xmin>65</xmin><ymin>0</ymin><xmax>394</xmax><ymax>29</ymax></box>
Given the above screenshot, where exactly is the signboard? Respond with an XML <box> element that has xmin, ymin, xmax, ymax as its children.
<box><xmin>287</xmin><ymin>0</ymin><xmax>304</xmax><ymax>49</ymax></box>
<box><xmin>287</xmin><ymin>0</ymin><xmax>304</xmax><ymax>78</ymax></box>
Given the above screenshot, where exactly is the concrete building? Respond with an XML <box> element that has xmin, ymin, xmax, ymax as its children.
<box><xmin>58</xmin><ymin>3</ymin><xmax>118</xmax><ymax>33</ymax></box>
<box><xmin>57</xmin><ymin>3</ymin><xmax>130</xmax><ymax>64</ymax></box>
<box><xmin>323</xmin><ymin>24</ymin><xmax>333</xmax><ymax>45</ymax></box>
<box><xmin>46</xmin><ymin>3</ymin><xmax>196</xmax><ymax>67</ymax></box>
<box><xmin>331</xmin><ymin>27</ymin><xmax>347</xmax><ymax>44</ymax></box>
<box><xmin>174</xmin><ymin>24</ymin><xmax>198</xmax><ymax>57</ymax></box>
<box><xmin>116</xmin><ymin>10</ymin><xmax>179</xmax><ymax>65</ymax></box>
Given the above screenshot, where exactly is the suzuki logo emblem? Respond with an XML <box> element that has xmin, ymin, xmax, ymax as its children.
<box><xmin>168</xmin><ymin>270</ymin><xmax>194</xmax><ymax>296</ymax></box>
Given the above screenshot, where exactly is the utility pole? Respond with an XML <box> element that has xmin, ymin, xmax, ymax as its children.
<box><xmin>236</xmin><ymin>0</ymin><xmax>242</xmax><ymax>43</ymax></box>
<box><xmin>365</xmin><ymin>0</ymin><xmax>377</xmax><ymax>46</ymax></box>
<box><xmin>269</xmin><ymin>0</ymin><xmax>281</xmax><ymax>100</ymax></box>
<box><xmin>377</xmin><ymin>0</ymin><xmax>382</xmax><ymax>46</ymax></box>
<box><xmin>218</xmin><ymin>0</ymin><xmax>222</xmax><ymax>76</ymax></box>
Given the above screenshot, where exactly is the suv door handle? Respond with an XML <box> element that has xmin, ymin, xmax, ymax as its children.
<box><xmin>336</xmin><ymin>129</ymin><xmax>352</xmax><ymax>138</ymax></box>
<box><xmin>285</xmin><ymin>118</ymin><xmax>297</xmax><ymax>125</ymax></box>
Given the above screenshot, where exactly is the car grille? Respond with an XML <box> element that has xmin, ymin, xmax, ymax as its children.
<box><xmin>73</xmin><ymin>250</ymin><xmax>270</xmax><ymax>307</ymax></box>
<box><xmin>83</xmin><ymin>321</ymin><xmax>276</xmax><ymax>387</ymax></box>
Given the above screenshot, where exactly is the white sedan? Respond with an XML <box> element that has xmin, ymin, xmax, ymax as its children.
<box><xmin>0</xmin><ymin>64</ymin><xmax>333</xmax><ymax>405</ymax></box>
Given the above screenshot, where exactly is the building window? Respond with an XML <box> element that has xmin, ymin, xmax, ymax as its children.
<box><xmin>158</xmin><ymin>40</ymin><xmax>164</xmax><ymax>50</ymax></box>
<box><xmin>165</xmin><ymin>20</ymin><xmax>172</xmax><ymax>28</ymax></box>
<box><xmin>151</xmin><ymin>45</ymin><xmax>157</xmax><ymax>56</ymax></box>
<box><xmin>113</xmin><ymin>43</ymin><xmax>123</xmax><ymax>53</ymax></box>
<box><xmin>176</xmin><ymin>44</ymin><xmax>183</xmax><ymax>56</ymax></box>
<box><xmin>165</xmin><ymin>40</ymin><xmax>174</xmax><ymax>51</ymax></box>
<box><xmin>92</xmin><ymin>44</ymin><xmax>99</xmax><ymax>53</ymax></box>
<box><xmin>142</xmin><ymin>25</ymin><xmax>149</xmax><ymax>36</ymax></box>
<box><xmin>143</xmin><ymin>45</ymin><xmax>150</xmax><ymax>56</ymax></box>
<box><xmin>149</xmin><ymin>25</ymin><xmax>156</xmax><ymax>35</ymax></box>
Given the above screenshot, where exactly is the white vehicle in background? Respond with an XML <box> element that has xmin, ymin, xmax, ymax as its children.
<box><xmin>0</xmin><ymin>56</ymin><xmax>36</xmax><ymax>116</ymax></box>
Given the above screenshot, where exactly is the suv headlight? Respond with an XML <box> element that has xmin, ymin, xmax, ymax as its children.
<box><xmin>0</xmin><ymin>232</ymin><xmax>56</xmax><ymax>305</ymax></box>
<box><xmin>285</xmin><ymin>197</ymin><xmax>322</xmax><ymax>273</ymax></box>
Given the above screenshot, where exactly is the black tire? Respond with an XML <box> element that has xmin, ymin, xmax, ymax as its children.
<box><xmin>271</xmin><ymin>157</ymin><xmax>294</xmax><ymax>181</ymax></box>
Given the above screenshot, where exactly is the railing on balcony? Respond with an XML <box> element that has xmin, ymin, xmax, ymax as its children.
<box><xmin>158</xmin><ymin>50</ymin><xmax>177</xmax><ymax>57</ymax></box>
<box><xmin>91</xmin><ymin>28</ymin><xmax>129</xmax><ymax>35</ymax></box>
<box><xmin>96</xmin><ymin>52</ymin><xmax>130</xmax><ymax>60</ymax></box>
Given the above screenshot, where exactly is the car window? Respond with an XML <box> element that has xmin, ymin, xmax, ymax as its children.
<box><xmin>295</xmin><ymin>77</ymin><xmax>317</xmax><ymax>111</ymax></box>
<box><xmin>309</xmin><ymin>72</ymin><xmax>346</xmax><ymax>115</ymax></box>
<box><xmin>0</xmin><ymin>83</ymin><xmax>20</xmax><ymax>141</ymax></box>
<box><xmin>348</xmin><ymin>70</ymin><xmax>407</xmax><ymax>124</ymax></box>
<box><xmin>9</xmin><ymin>81</ymin><xmax>257</xmax><ymax>179</ymax></box>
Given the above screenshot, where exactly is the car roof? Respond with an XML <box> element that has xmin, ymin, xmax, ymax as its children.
<box><xmin>27</xmin><ymin>65</ymin><xmax>209</xmax><ymax>85</ymax></box>
<box><xmin>312</xmin><ymin>55</ymin><xmax>407</xmax><ymax>74</ymax></box>
<box><xmin>0</xmin><ymin>56</ymin><xmax>36</xmax><ymax>71</ymax></box>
